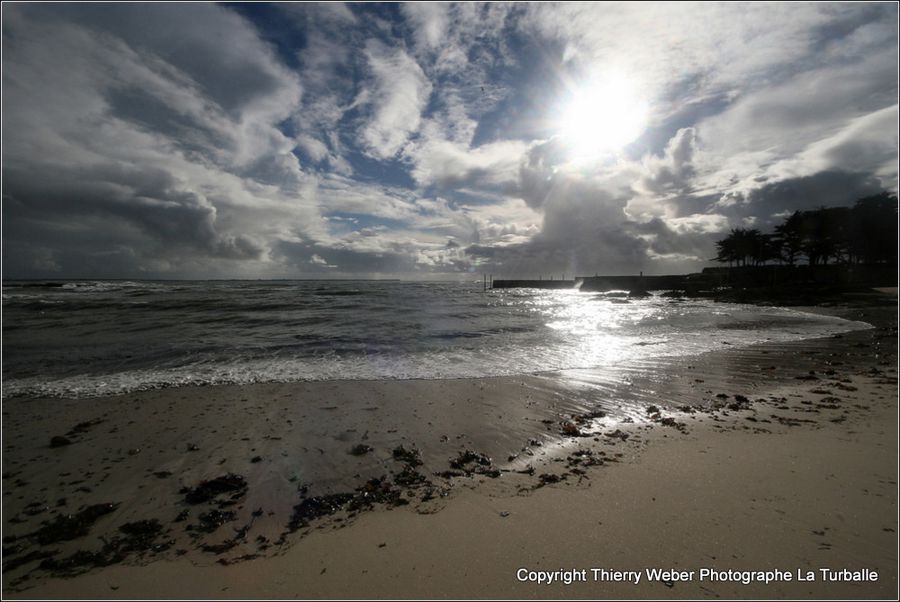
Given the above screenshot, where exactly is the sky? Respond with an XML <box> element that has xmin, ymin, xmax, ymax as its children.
<box><xmin>2</xmin><ymin>2</ymin><xmax>898</xmax><ymax>280</ymax></box>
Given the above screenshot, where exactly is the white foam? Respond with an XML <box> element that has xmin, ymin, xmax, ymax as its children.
<box><xmin>1</xmin><ymin>305</ymin><xmax>871</xmax><ymax>399</ymax></box>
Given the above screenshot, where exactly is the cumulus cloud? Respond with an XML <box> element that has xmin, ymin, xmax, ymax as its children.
<box><xmin>636</xmin><ymin>128</ymin><xmax>698</xmax><ymax>197</ymax></box>
<box><xmin>359</xmin><ymin>41</ymin><xmax>433</xmax><ymax>160</ymax></box>
<box><xmin>2</xmin><ymin>3</ymin><xmax>312</xmax><ymax>277</ymax></box>
<box><xmin>402</xmin><ymin>3</ymin><xmax>450</xmax><ymax>52</ymax></box>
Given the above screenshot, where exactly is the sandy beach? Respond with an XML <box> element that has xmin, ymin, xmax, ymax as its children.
<box><xmin>2</xmin><ymin>299</ymin><xmax>897</xmax><ymax>599</ymax></box>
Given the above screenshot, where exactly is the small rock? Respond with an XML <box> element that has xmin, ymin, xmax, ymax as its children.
<box><xmin>349</xmin><ymin>444</ymin><xmax>373</xmax><ymax>456</ymax></box>
<box><xmin>49</xmin><ymin>436</ymin><xmax>72</xmax><ymax>448</ymax></box>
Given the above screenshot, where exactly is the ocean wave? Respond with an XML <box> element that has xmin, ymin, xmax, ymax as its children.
<box><xmin>0</xmin><ymin>281</ymin><xmax>873</xmax><ymax>399</ymax></box>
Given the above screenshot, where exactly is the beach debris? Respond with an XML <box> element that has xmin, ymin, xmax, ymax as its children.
<box><xmin>499</xmin><ymin>511</ymin><xmax>510</xmax><ymax>517</ymax></box>
<box><xmin>435</xmin><ymin>470</ymin><xmax>465</xmax><ymax>479</ymax></box>
<box><xmin>30</xmin><ymin>519</ymin><xmax>171</xmax><ymax>578</ymax></box>
<box><xmin>605</xmin><ymin>429</ymin><xmax>629</xmax><ymax>441</ymax></box>
<box><xmin>202</xmin><ymin>540</ymin><xmax>237</xmax><ymax>554</ymax></box>
<box><xmin>449</xmin><ymin>449</ymin><xmax>491</xmax><ymax>468</ymax></box>
<box><xmin>659</xmin><ymin>417</ymin><xmax>685</xmax><ymax>430</ymax></box>
<box><xmin>49</xmin><ymin>436</ymin><xmax>72</xmax><ymax>448</ymax></box>
<box><xmin>186</xmin><ymin>443</ymin><xmax>200</xmax><ymax>452</ymax></box>
<box><xmin>448</xmin><ymin>449</ymin><xmax>494</xmax><ymax>476</ymax></box>
<box><xmin>180</xmin><ymin>474</ymin><xmax>248</xmax><ymax>505</ymax></box>
<box><xmin>566</xmin><ymin>449</ymin><xmax>604</xmax><ymax>468</ymax></box>
<box><xmin>23</xmin><ymin>502</ymin><xmax>48</xmax><ymax>517</ymax></box>
<box><xmin>832</xmin><ymin>382</ymin><xmax>857</xmax><ymax>391</ymax></box>
<box><xmin>727</xmin><ymin>395</ymin><xmax>751</xmax><ymax>411</ymax></box>
<box><xmin>349</xmin><ymin>444</ymin><xmax>373</xmax><ymax>456</ymax></box>
<box><xmin>31</xmin><ymin>503</ymin><xmax>119</xmax><ymax>546</ymax></box>
<box><xmin>65</xmin><ymin>419</ymin><xmax>105</xmax><ymax>437</ymax></box>
<box><xmin>116</xmin><ymin>519</ymin><xmax>167</xmax><ymax>551</ymax></box>
<box><xmin>534</xmin><ymin>473</ymin><xmax>568</xmax><ymax>489</ymax></box>
<box><xmin>560</xmin><ymin>422</ymin><xmax>585</xmax><ymax>437</ymax></box>
<box><xmin>195</xmin><ymin>510</ymin><xmax>236</xmax><ymax>534</ymax></box>
<box><xmin>2</xmin><ymin>549</ymin><xmax>57</xmax><ymax>573</ymax></box>
<box><xmin>394</xmin><ymin>465</ymin><xmax>429</xmax><ymax>487</ymax></box>
<box><xmin>250</xmin><ymin>456</ymin><xmax>262</xmax><ymax>463</ymax></box>
<box><xmin>352</xmin><ymin>477</ymin><xmax>406</xmax><ymax>510</ymax></box>
<box><xmin>578</xmin><ymin>409</ymin><xmax>607</xmax><ymax>422</ymax></box>
<box><xmin>285</xmin><ymin>473</ymin><xmax>421</xmax><ymax>535</ymax></box>
<box><xmin>392</xmin><ymin>445</ymin><xmax>423</xmax><ymax>467</ymax></box>
<box><xmin>771</xmin><ymin>415</ymin><xmax>816</xmax><ymax>427</ymax></box>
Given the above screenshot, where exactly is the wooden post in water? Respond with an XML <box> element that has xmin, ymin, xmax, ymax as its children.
<box><xmin>483</xmin><ymin>273</ymin><xmax>486</xmax><ymax>292</ymax></box>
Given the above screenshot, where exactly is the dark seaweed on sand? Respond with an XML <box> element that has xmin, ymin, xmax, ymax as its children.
<box><xmin>180</xmin><ymin>474</ymin><xmax>247</xmax><ymax>505</ymax></box>
<box><xmin>392</xmin><ymin>445</ymin><xmax>422</xmax><ymax>466</ymax></box>
<box><xmin>32</xmin><ymin>503</ymin><xmax>119</xmax><ymax>546</ymax></box>
<box><xmin>286</xmin><ymin>476</ymin><xmax>413</xmax><ymax>533</ymax></box>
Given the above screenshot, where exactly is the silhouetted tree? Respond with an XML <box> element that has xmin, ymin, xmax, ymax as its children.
<box><xmin>772</xmin><ymin>211</ymin><xmax>804</xmax><ymax>265</ymax></box>
<box><xmin>849</xmin><ymin>192</ymin><xmax>898</xmax><ymax>264</ymax></box>
<box><xmin>714</xmin><ymin>191</ymin><xmax>897</xmax><ymax>269</ymax></box>
<box><xmin>715</xmin><ymin>228</ymin><xmax>775</xmax><ymax>266</ymax></box>
<box><xmin>715</xmin><ymin>228</ymin><xmax>744</xmax><ymax>266</ymax></box>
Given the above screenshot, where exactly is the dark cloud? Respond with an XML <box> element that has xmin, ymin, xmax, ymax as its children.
<box><xmin>2</xmin><ymin>3</ymin><xmax>305</xmax><ymax>278</ymax></box>
<box><xmin>717</xmin><ymin>170</ymin><xmax>886</xmax><ymax>228</ymax></box>
<box><xmin>516</xmin><ymin>138</ymin><xmax>569</xmax><ymax>209</ymax></box>
<box><xmin>637</xmin><ymin>128</ymin><xmax>697</xmax><ymax>196</ymax></box>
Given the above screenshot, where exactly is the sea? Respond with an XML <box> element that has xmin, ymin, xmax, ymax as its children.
<box><xmin>1</xmin><ymin>279</ymin><xmax>872</xmax><ymax>400</ymax></box>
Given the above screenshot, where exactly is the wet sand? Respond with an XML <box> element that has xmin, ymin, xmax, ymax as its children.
<box><xmin>2</xmin><ymin>301</ymin><xmax>897</xmax><ymax>599</ymax></box>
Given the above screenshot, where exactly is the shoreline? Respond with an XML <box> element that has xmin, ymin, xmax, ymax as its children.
<box><xmin>1</xmin><ymin>293</ymin><xmax>875</xmax><ymax>402</ymax></box>
<box><xmin>2</xmin><ymin>300</ymin><xmax>897</xmax><ymax>599</ymax></box>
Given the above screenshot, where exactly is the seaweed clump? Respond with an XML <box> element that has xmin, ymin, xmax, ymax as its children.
<box><xmin>32</xmin><ymin>503</ymin><xmax>119</xmax><ymax>546</ymax></box>
<box><xmin>180</xmin><ymin>474</ymin><xmax>247</xmax><ymax>505</ymax></box>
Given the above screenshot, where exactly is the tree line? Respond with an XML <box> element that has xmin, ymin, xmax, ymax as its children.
<box><xmin>714</xmin><ymin>191</ymin><xmax>898</xmax><ymax>267</ymax></box>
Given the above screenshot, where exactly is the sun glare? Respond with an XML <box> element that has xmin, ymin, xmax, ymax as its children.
<box><xmin>558</xmin><ymin>74</ymin><xmax>649</xmax><ymax>157</ymax></box>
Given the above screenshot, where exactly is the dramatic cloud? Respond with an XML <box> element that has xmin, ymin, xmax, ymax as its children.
<box><xmin>2</xmin><ymin>2</ymin><xmax>897</xmax><ymax>279</ymax></box>
<box><xmin>359</xmin><ymin>41</ymin><xmax>433</xmax><ymax>160</ymax></box>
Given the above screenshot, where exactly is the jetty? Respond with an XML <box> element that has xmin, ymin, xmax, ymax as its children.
<box><xmin>490</xmin><ymin>264</ymin><xmax>897</xmax><ymax>294</ymax></box>
<box><xmin>491</xmin><ymin>279</ymin><xmax>577</xmax><ymax>289</ymax></box>
<box><xmin>491</xmin><ymin>274</ymin><xmax>692</xmax><ymax>292</ymax></box>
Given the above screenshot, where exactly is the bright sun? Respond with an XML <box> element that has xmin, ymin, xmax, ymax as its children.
<box><xmin>558</xmin><ymin>74</ymin><xmax>649</xmax><ymax>157</ymax></box>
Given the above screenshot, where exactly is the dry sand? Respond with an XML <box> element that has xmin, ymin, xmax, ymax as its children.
<box><xmin>2</xmin><ymin>302</ymin><xmax>897</xmax><ymax>599</ymax></box>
